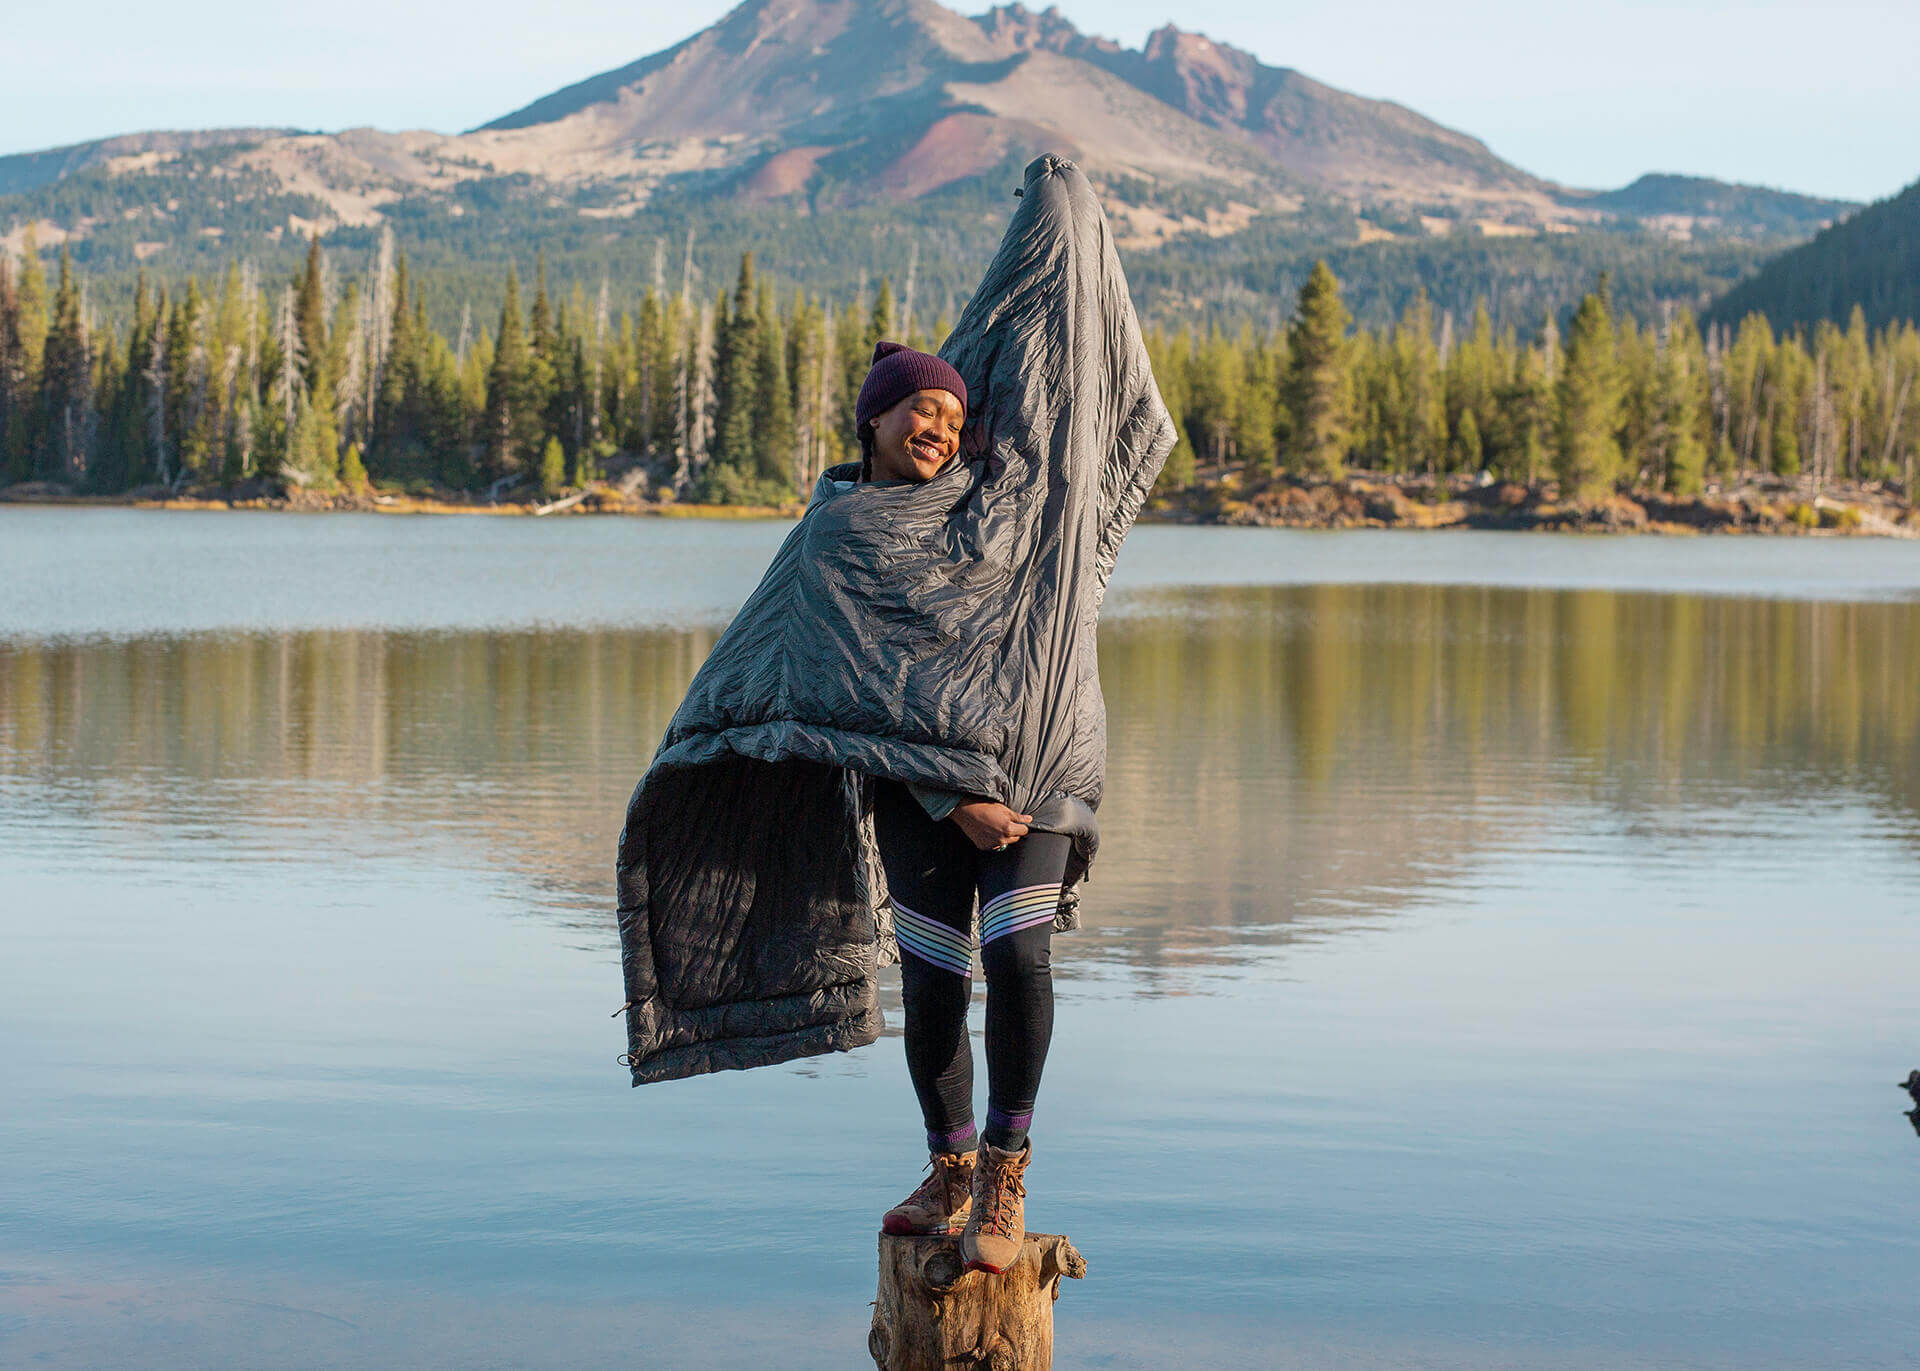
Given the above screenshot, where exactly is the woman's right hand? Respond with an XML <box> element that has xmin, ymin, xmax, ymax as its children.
<box><xmin>951</xmin><ymin>801</ymin><xmax>1033</xmax><ymax>852</ymax></box>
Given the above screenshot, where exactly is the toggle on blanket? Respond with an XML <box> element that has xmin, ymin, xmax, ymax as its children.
<box><xmin>614</xmin><ymin>155</ymin><xmax>1174</xmax><ymax>1084</ymax></box>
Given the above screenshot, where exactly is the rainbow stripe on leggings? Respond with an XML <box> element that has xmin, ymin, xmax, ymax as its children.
<box><xmin>980</xmin><ymin>884</ymin><xmax>1062</xmax><ymax>945</ymax></box>
<box><xmin>892</xmin><ymin>901</ymin><xmax>974</xmax><ymax>976</ymax></box>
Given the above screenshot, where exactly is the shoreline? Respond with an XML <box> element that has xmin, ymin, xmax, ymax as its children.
<box><xmin>4</xmin><ymin>470</ymin><xmax>1916</xmax><ymax>537</ymax></box>
<box><xmin>1143</xmin><ymin>467</ymin><xmax>1920</xmax><ymax>538</ymax></box>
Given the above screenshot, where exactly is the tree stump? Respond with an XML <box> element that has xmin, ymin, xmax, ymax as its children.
<box><xmin>869</xmin><ymin>1232</ymin><xmax>1086</xmax><ymax>1371</ymax></box>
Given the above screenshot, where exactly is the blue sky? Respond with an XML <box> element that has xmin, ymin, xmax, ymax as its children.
<box><xmin>7</xmin><ymin>0</ymin><xmax>1916</xmax><ymax>203</ymax></box>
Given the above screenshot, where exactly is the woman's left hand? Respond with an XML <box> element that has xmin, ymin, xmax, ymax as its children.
<box><xmin>951</xmin><ymin>801</ymin><xmax>1033</xmax><ymax>852</ymax></box>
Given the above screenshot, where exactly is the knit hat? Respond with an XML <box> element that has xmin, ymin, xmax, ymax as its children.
<box><xmin>854</xmin><ymin>341</ymin><xmax>968</xmax><ymax>435</ymax></box>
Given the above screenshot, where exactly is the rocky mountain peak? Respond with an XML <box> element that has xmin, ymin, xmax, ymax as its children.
<box><xmin>972</xmin><ymin>3</ymin><xmax>1108</xmax><ymax>55</ymax></box>
<box><xmin>0</xmin><ymin>0</ymin><xmax>1853</xmax><ymax>268</ymax></box>
<box><xmin>1138</xmin><ymin>24</ymin><xmax>1263</xmax><ymax>128</ymax></box>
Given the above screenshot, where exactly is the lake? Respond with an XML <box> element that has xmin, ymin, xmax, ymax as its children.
<box><xmin>2</xmin><ymin>508</ymin><xmax>1917</xmax><ymax>1369</ymax></box>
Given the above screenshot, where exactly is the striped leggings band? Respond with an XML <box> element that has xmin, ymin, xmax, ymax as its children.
<box><xmin>893</xmin><ymin>883</ymin><xmax>1064</xmax><ymax>977</ymax></box>
<box><xmin>871</xmin><ymin>779</ymin><xmax>1072</xmax><ymax>1155</ymax></box>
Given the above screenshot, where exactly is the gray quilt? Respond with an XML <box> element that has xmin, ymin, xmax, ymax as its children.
<box><xmin>614</xmin><ymin>155</ymin><xmax>1174</xmax><ymax>1084</ymax></box>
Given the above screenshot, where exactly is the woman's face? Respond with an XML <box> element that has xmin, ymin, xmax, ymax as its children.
<box><xmin>868</xmin><ymin>388</ymin><xmax>965</xmax><ymax>482</ymax></box>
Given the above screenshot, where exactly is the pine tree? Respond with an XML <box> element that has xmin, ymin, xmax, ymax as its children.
<box><xmin>1445</xmin><ymin>302</ymin><xmax>1500</xmax><ymax>466</ymax></box>
<box><xmin>1615</xmin><ymin>315</ymin><xmax>1660</xmax><ymax>485</ymax></box>
<box><xmin>752</xmin><ymin>280</ymin><xmax>795</xmax><ymax>489</ymax></box>
<box><xmin>95</xmin><ymin>270</ymin><xmax>155</xmax><ymax>491</ymax></box>
<box><xmin>0</xmin><ymin>254</ymin><xmax>21</xmax><ymax>483</ymax></box>
<box><xmin>867</xmin><ymin>278</ymin><xmax>895</xmax><ymax>352</ymax></box>
<box><xmin>35</xmin><ymin>247</ymin><xmax>91</xmax><ymax>484</ymax></box>
<box><xmin>631</xmin><ymin>289</ymin><xmax>665</xmax><ymax>456</ymax></box>
<box><xmin>1657</xmin><ymin>311</ymin><xmax>1710</xmax><ymax>495</ymax></box>
<box><xmin>537</xmin><ymin>434</ymin><xmax>566</xmax><ymax>497</ymax></box>
<box><xmin>529</xmin><ymin>251</ymin><xmax>560</xmax><ymax>442</ymax></box>
<box><xmin>1389</xmin><ymin>292</ymin><xmax>1445</xmax><ymax>474</ymax></box>
<box><xmin>163</xmin><ymin>283</ymin><xmax>203</xmax><ymax>482</ymax></box>
<box><xmin>338</xmin><ymin>440</ymin><xmax>368</xmax><ymax>492</ymax></box>
<box><xmin>210</xmin><ymin>263</ymin><xmax>248</xmax><ymax>482</ymax></box>
<box><xmin>1145</xmin><ymin>326</ymin><xmax>1197</xmax><ymax>490</ymax></box>
<box><xmin>1281</xmin><ymin>261</ymin><xmax>1352</xmax><ymax>478</ymax></box>
<box><xmin>286</xmin><ymin>390</ymin><xmax>336</xmax><ymax>489</ymax></box>
<box><xmin>295</xmin><ymin>235</ymin><xmax>327</xmax><ymax>396</ymax></box>
<box><xmin>1555</xmin><ymin>283</ymin><xmax>1624</xmax><ymax>500</ymax></box>
<box><xmin>711</xmin><ymin>252</ymin><xmax>761</xmax><ymax>480</ymax></box>
<box><xmin>1453</xmin><ymin>407</ymin><xmax>1483</xmax><ymax>472</ymax></box>
<box><xmin>485</xmin><ymin>267</ymin><xmax>543</xmax><ymax>480</ymax></box>
<box><xmin>1189</xmin><ymin>327</ymin><xmax>1242</xmax><ymax>462</ymax></box>
<box><xmin>4</xmin><ymin>231</ymin><xmax>49</xmax><ymax>481</ymax></box>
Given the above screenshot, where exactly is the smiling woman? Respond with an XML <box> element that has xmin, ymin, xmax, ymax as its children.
<box><xmin>854</xmin><ymin>341</ymin><xmax>969</xmax><ymax>483</ymax></box>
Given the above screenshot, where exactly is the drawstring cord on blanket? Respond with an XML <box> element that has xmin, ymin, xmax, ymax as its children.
<box><xmin>613</xmin><ymin>1001</ymin><xmax>639</xmax><ymax>1069</ymax></box>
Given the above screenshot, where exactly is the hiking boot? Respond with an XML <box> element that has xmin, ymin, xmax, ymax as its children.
<box><xmin>882</xmin><ymin>1149</ymin><xmax>976</xmax><ymax>1236</ymax></box>
<box><xmin>961</xmin><ymin>1139</ymin><xmax>1031</xmax><ymax>1273</ymax></box>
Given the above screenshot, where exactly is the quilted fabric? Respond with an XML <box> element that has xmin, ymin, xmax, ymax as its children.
<box><xmin>615</xmin><ymin>156</ymin><xmax>1174</xmax><ymax>1084</ymax></box>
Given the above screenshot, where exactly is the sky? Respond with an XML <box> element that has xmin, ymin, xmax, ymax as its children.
<box><xmin>6</xmin><ymin>0</ymin><xmax>1917</xmax><ymax>203</ymax></box>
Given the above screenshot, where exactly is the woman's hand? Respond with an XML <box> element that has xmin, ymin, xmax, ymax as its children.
<box><xmin>951</xmin><ymin>800</ymin><xmax>1033</xmax><ymax>852</ymax></box>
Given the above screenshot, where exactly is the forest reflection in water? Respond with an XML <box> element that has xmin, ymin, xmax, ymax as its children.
<box><xmin>4</xmin><ymin>581</ymin><xmax>1916</xmax><ymax>978</ymax></box>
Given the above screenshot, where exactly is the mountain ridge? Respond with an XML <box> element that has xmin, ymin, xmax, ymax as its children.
<box><xmin>0</xmin><ymin>0</ymin><xmax>1866</xmax><ymax>336</ymax></box>
<box><xmin>1707</xmin><ymin>175</ymin><xmax>1920</xmax><ymax>331</ymax></box>
<box><xmin>0</xmin><ymin>0</ymin><xmax>1851</xmax><ymax>240</ymax></box>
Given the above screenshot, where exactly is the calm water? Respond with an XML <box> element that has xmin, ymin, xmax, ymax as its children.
<box><xmin>2</xmin><ymin>509</ymin><xmax>1918</xmax><ymax>1368</ymax></box>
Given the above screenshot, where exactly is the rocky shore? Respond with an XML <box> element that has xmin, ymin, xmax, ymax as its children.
<box><xmin>0</xmin><ymin>477</ymin><xmax>795</xmax><ymax>520</ymax></box>
<box><xmin>1147</xmin><ymin>468</ymin><xmax>1920</xmax><ymax>537</ymax></box>
<box><xmin>6</xmin><ymin>468</ymin><xmax>1917</xmax><ymax>536</ymax></box>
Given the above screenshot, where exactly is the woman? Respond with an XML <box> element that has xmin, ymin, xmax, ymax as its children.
<box><xmin>847</xmin><ymin>342</ymin><xmax>1070</xmax><ymax>1273</ymax></box>
<box><xmin>612</xmin><ymin>155</ymin><xmax>1172</xmax><ymax>1281</ymax></box>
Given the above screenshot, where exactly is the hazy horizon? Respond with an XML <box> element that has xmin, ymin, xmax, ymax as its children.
<box><xmin>6</xmin><ymin>0</ymin><xmax>1917</xmax><ymax>204</ymax></box>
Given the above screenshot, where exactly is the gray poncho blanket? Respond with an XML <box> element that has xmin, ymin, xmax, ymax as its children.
<box><xmin>615</xmin><ymin>156</ymin><xmax>1174</xmax><ymax>1084</ymax></box>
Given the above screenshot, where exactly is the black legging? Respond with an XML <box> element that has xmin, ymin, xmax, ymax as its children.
<box><xmin>872</xmin><ymin>779</ymin><xmax>1070</xmax><ymax>1154</ymax></box>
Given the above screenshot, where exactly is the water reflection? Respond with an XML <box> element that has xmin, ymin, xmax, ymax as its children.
<box><xmin>4</xmin><ymin>585</ymin><xmax>1916</xmax><ymax>973</ymax></box>
<box><xmin>5</xmin><ymin>577</ymin><xmax>1920</xmax><ymax>1371</ymax></box>
<box><xmin>1094</xmin><ymin>585</ymin><xmax>1920</xmax><ymax>972</ymax></box>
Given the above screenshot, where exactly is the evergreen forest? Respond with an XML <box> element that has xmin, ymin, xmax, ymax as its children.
<box><xmin>3</xmin><ymin>230</ymin><xmax>1916</xmax><ymax>507</ymax></box>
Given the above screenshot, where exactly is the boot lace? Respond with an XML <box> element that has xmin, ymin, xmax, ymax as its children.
<box><xmin>977</xmin><ymin>1155</ymin><xmax>1027</xmax><ymax>1236</ymax></box>
<box><xmin>904</xmin><ymin>1153</ymin><xmax>969</xmax><ymax>1212</ymax></box>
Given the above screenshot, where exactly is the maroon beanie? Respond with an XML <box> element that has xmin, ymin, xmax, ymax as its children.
<box><xmin>854</xmin><ymin>341</ymin><xmax>968</xmax><ymax>435</ymax></box>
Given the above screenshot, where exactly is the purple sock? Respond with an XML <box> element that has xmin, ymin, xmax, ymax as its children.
<box><xmin>928</xmin><ymin>1122</ymin><xmax>978</xmax><ymax>1155</ymax></box>
<box><xmin>984</xmin><ymin>1107</ymin><xmax>1031</xmax><ymax>1152</ymax></box>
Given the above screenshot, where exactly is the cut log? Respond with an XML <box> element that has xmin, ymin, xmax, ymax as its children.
<box><xmin>870</xmin><ymin>1231</ymin><xmax>1085</xmax><ymax>1371</ymax></box>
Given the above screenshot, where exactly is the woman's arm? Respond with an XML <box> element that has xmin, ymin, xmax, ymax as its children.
<box><xmin>907</xmin><ymin>784</ymin><xmax>1033</xmax><ymax>850</ymax></box>
<box><xmin>905</xmin><ymin>783</ymin><xmax>964</xmax><ymax>823</ymax></box>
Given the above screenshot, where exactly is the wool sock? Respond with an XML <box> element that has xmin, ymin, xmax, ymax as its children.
<box><xmin>983</xmin><ymin>1105</ymin><xmax>1032</xmax><ymax>1153</ymax></box>
<box><xmin>927</xmin><ymin>1122</ymin><xmax>978</xmax><ymax>1156</ymax></box>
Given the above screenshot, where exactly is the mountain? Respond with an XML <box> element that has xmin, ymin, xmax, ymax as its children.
<box><xmin>0</xmin><ymin>0</ymin><xmax>1860</xmax><ymax>332</ymax></box>
<box><xmin>977</xmin><ymin>8</ymin><xmax>1549</xmax><ymax>204</ymax></box>
<box><xmin>1708</xmin><ymin>176</ymin><xmax>1919</xmax><ymax>331</ymax></box>
<box><xmin>469</xmin><ymin>0</ymin><xmax>1283</xmax><ymax>221</ymax></box>
<box><xmin>0</xmin><ymin>127</ymin><xmax>297</xmax><ymax>197</ymax></box>
<box><xmin>1571</xmin><ymin>173</ymin><xmax>1849</xmax><ymax>240</ymax></box>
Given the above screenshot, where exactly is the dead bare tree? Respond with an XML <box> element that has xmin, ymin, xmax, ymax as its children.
<box><xmin>274</xmin><ymin>284</ymin><xmax>304</xmax><ymax>476</ymax></box>
<box><xmin>362</xmin><ymin>226</ymin><xmax>396</xmax><ymax>442</ymax></box>
<box><xmin>591</xmin><ymin>275</ymin><xmax>610</xmax><ymax>449</ymax></box>
<box><xmin>899</xmin><ymin>239</ymin><xmax>919</xmax><ymax>344</ymax></box>
<box><xmin>686</xmin><ymin>298</ymin><xmax>716</xmax><ymax>490</ymax></box>
<box><xmin>145</xmin><ymin>309</ymin><xmax>169</xmax><ymax>486</ymax></box>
